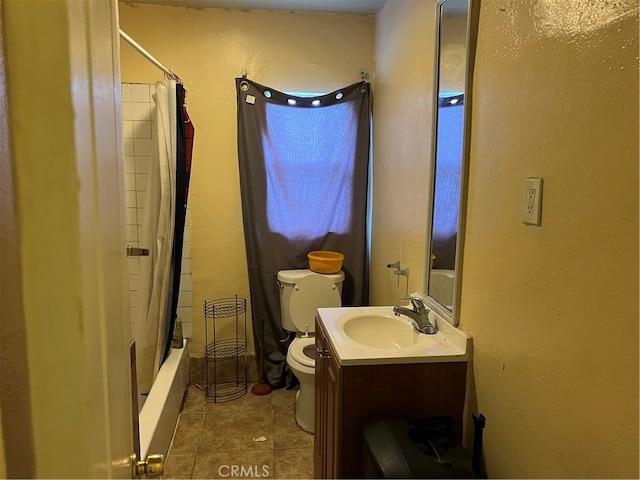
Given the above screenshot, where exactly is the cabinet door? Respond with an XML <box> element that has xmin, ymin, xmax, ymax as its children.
<box><xmin>314</xmin><ymin>321</ymin><xmax>328</xmax><ymax>479</ymax></box>
<box><xmin>326</xmin><ymin>353</ymin><xmax>341</xmax><ymax>479</ymax></box>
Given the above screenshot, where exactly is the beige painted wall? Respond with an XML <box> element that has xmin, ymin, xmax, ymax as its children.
<box><xmin>374</xmin><ymin>0</ymin><xmax>638</xmax><ymax>478</ymax></box>
<box><xmin>459</xmin><ymin>1</ymin><xmax>639</xmax><ymax>477</ymax></box>
<box><xmin>370</xmin><ymin>1</ymin><xmax>435</xmax><ymax>305</ymax></box>
<box><xmin>118</xmin><ymin>4</ymin><xmax>375</xmax><ymax>355</ymax></box>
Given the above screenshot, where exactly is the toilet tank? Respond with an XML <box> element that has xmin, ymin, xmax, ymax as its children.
<box><xmin>277</xmin><ymin>269</ymin><xmax>345</xmax><ymax>333</ymax></box>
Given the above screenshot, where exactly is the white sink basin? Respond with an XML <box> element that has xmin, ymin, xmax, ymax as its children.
<box><xmin>340</xmin><ymin>314</ymin><xmax>419</xmax><ymax>350</ymax></box>
<box><xmin>318</xmin><ymin>305</ymin><xmax>470</xmax><ymax>366</ymax></box>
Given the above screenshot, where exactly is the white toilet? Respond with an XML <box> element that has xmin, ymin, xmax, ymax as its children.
<box><xmin>278</xmin><ymin>269</ymin><xmax>345</xmax><ymax>433</ymax></box>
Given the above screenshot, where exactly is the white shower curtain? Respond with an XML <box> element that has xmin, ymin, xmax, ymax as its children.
<box><xmin>135</xmin><ymin>80</ymin><xmax>177</xmax><ymax>394</ymax></box>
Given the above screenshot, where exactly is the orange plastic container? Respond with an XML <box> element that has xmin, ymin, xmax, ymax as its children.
<box><xmin>307</xmin><ymin>251</ymin><xmax>344</xmax><ymax>274</ymax></box>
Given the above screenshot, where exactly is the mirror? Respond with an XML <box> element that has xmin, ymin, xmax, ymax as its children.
<box><xmin>425</xmin><ymin>0</ymin><xmax>479</xmax><ymax>325</ymax></box>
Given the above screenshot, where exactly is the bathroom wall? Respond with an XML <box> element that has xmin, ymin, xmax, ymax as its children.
<box><xmin>121</xmin><ymin>82</ymin><xmax>193</xmax><ymax>341</ymax></box>
<box><xmin>118</xmin><ymin>3</ymin><xmax>375</xmax><ymax>357</ymax></box>
<box><xmin>374</xmin><ymin>1</ymin><xmax>639</xmax><ymax>478</ymax></box>
<box><xmin>460</xmin><ymin>1</ymin><xmax>638</xmax><ymax>477</ymax></box>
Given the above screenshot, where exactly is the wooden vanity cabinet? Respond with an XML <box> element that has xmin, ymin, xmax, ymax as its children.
<box><xmin>314</xmin><ymin>317</ymin><xmax>467</xmax><ymax>479</ymax></box>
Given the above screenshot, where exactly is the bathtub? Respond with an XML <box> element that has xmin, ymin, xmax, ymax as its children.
<box><xmin>138</xmin><ymin>339</ymin><xmax>189</xmax><ymax>459</ymax></box>
<box><xmin>429</xmin><ymin>269</ymin><xmax>455</xmax><ymax>310</ymax></box>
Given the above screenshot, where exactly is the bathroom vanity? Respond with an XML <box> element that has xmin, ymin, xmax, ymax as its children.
<box><xmin>314</xmin><ymin>306</ymin><xmax>470</xmax><ymax>479</ymax></box>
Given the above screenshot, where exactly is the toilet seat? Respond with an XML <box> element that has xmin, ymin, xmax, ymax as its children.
<box><xmin>288</xmin><ymin>337</ymin><xmax>315</xmax><ymax>368</ymax></box>
<box><xmin>289</xmin><ymin>274</ymin><xmax>341</xmax><ymax>332</ymax></box>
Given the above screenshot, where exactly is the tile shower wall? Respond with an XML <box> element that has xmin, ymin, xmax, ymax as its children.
<box><xmin>122</xmin><ymin>83</ymin><xmax>193</xmax><ymax>340</ymax></box>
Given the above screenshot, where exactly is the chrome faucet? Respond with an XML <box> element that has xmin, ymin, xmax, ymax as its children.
<box><xmin>393</xmin><ymin>296</ymin><xmax>437</xmax><ymax>334</ymax></box>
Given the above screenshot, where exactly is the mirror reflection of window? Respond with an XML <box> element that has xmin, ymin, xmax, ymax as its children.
<box><xmin>432</xmin><ymin>92</ymin><xmax>464</xmax><ymax>270</ymax></box>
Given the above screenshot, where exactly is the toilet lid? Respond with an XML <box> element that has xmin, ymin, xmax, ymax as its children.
<box><xmin>289</xmin><ymin>337</ymin><xmax>316</xmax><ymax>368</ymax></box>
<box><xmin>289</xmin><ymin>274</ymin><xmax>342</xmax><ymax>332</ymax></box>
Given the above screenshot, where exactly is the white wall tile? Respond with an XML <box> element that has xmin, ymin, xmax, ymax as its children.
<box><xmin>129</xmin><ymin>291</ymin><xmax>138</xmax><ymax>308</ymax></box>
<box><xmin>135</xmin><ymin>155</ymin><xmax>151</xmax><ymax>174</ymax></box>
<box><xmin>136</xmin><ymin>191</ymin><xmax>147</xmax><ymax>207</ymax></box>
<box><xmin>133</xmin><ymin>120</ymin><xmax>152</xmax><ymax>139</ymax></box>
<box><xmin>126</xmin><ymin>208</ymin><xmax>138</xmax><ymax>225</ymax></box>
<box><xmin>134</xmin><ymin>138</ymin><xmax>153</xmax><ymax>156</ymax></box>
<box><xmin>128</xmin><ymin>258</ymin><xmax>139</xmax><ymax>275</ymax></box>
<box><xmin>122</xmin><ymin>102</ymin><xmax>135</xmax><ymax>121</ymax></box>
<box><xmin>132</xmin><ymin>102</ymin><xmax>152</xmax><ymax>121</ymax></box>
<box><xmin>131</xmin><ymin>83</ymin><xmax>151</xmax><ymax>103</ymax></box>
<box><xmin>181</xmin><ymin>241</ymin><xmax>191</xmax><ymax>259</ymax></box>
<box><xmin>123</xmin><ymin>120</ymin><xmax>134</xmax><ymax>139</ymax></box>
<box><xmin>135</xmin><ymin>208</ymin><xmax>145</xmax><ymax>227</ymax></box>
<box><xmin>137</xmin><ymin>258</ymin><xmax>151</xmax><ymax>275</ymax></box>
<box><xmin>178</xmin><ymin>290</ymin><xmax>192</xmax><ymax>307</ymax></box>
<box><xmin>179</xmin><ymin>274</ymin><xmax>192</xmax><ymax>291</ymax></box>
<box><xmin>180</xmin><ymin>322</ymin><xmax>193</xmax><ymax>339</ymax></box>
<box><xmin>123</xmin><ymin>139</ymin><xmax>135</xmax><ymax>156</ymax></box>
<box><xmin>177</xmin><ymin>306</ymin><xmax>192</xmax><ymax>323</ymax></box>
<box><xmin>125</xmin><ymin>191</ymin><xmax>136</xmax><ymax>206</ymax></box>
<box><xmin>129</xmin><ymin>275</ymin><xmax>139</xmax><ymax>292</ymax></box>
<box><xmin>121</xmin><ymin>83</ymin><xmax>132</xmax><ymax>103</ymax></box>
<box><xmin>125</xmin><ymin>173</ymin><xmax>136</xmax><ymax>192</ymax></box>
<box><xmin>135</xmin><ymin>173</ymin><xmax>148</xmax><ymax>193</ymax></box>
<box><xmin>181</xmin><ymin>258</ymin><xmax>191</xmax><ymax>272</ymax></box>
<box><xmin>126</xmin><ymin>225</ymin><xmax>138</xmax><ymax>242</ymax></box>
<box><xmin>124</xmin><ymin>155</ymin><xmax>136</xmax><ymax>173</ymax></box>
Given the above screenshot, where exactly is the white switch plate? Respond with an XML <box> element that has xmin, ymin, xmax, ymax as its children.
<box><xmin>522</xmin><ymin>177</ymin><xmax>543</xmax><ymax>225</ymax></box>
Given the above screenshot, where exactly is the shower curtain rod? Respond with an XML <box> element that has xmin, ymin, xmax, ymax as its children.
<box><xmin>119</xmin><ymin>29</ymin><xmax>179</xmax><ymax>81</ymax></box>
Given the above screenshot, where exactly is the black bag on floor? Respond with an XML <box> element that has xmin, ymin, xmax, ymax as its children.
<box><xmin>361</xmin><ymin>414</ymin><xmax>487</xmax><ymax>479</ymax></box>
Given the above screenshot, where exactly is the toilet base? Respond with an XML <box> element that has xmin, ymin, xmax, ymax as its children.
<box><xmin>286</xmin><ymin>337</ymin><xmax>316</xmax><ymax>435</ymax></box>
<box><xmin>293</xmin><ymin>385</ymin><xmax>315</xmax><ymax>434</ymax></box>
<box><xmin>293</xmin><ymin>390</ymin><xmax>315</xmax><ymax>435</ymax></box>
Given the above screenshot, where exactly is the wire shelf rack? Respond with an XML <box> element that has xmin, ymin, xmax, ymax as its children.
<box><xmin>203</xmin><ymin>296</ymin><xmax>248</xmax><ymax>403</ymax></box>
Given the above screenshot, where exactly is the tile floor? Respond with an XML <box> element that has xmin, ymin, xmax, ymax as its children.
<box><xmin>162</xmin><ymin>385</ymin><xmax>314</xmax><ymax>479</ymax></box>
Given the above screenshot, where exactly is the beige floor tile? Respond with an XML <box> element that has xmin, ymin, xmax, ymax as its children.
<box><xmin>199</xmin><ymin>393</ymin><xmax>274</xmax><ymax>453</ymax></box>
<box><xmin>162</xmin><ymin>453</ymin><xmax>195</xmax><ymax>479</ymax></box>
<box><xmin>167</xmin><ymin>387</ymin><xmax>314</xmax><ymax>478</ymax></box>
<box><xmin>274</xmin><ymin>447</ymin><xmax>314</xmax><ymax>479</ymax></box>
<box><xmin>272</xmin><ymin>390</ymin><xmax>313</xmax><ymax>449</ymax></box>
<box><xmin>192</xmin><ymin>450</ymin><xmax>274</xmax><ymax>479</ymax></box>
<box><xmin>170</xmin><ymin>413</ymin><xmax>204</xmax><ymax>454</ymax></box>
<box><xmin>180</xmin><ymin>386</ymin><xmax>208</xmax><ymax>414</ymax></box>
<box><xmin>272</xmin><ymin>405</ymin><xmax>313</xmax><ymax>450</ymax></box>
<box><xmin>269</xmin><ymin>388</ymin><xmax>297</xmax><ymax>410</ymax></box>
<box><xmin>204</xmin><ymin>403</ymin><xmax>272</xmax><ymax>429</ymax></box>
<box><xmin>198</xmin><ymin>420</ymin><xmax>274</xmax><ymax>453</ymax></box>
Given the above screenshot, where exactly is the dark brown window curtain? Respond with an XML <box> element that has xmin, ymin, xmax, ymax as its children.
<box><xmin>236</xmin><ymin>78</ymin><xmax>371</xmax><ymax>387</ymax></box>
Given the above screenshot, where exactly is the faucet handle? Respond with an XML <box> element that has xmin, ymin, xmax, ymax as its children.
<box><xmin>397</xmin><ymin>295</ymin><xmax>428</xmax><ymax>314</ymax></box>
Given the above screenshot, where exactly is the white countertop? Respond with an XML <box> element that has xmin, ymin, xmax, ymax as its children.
<box><xmin>317</xmin><ymin>306</ymin><xmax>470</xmax><ymax>366</ymax></box>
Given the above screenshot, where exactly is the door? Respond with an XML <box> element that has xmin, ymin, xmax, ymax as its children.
<box><xmin>0</xmin><ymin>0</ymin><xmax>136</xmax><ymax>476</ymax></box>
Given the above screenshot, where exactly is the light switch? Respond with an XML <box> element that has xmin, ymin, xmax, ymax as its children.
<box><xmin>522</xmin><ymin>177</ymin><xmax>543</xmax><ymax>226</ymax></box>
